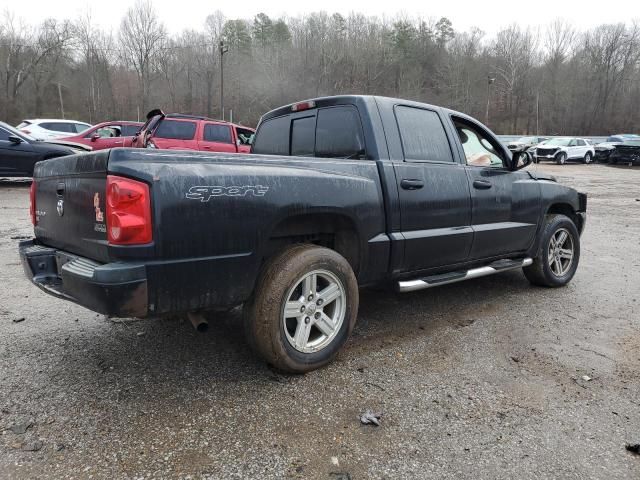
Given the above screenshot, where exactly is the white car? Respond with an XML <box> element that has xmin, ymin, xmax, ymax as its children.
<box><xmin>534</xmin><ymin>137</ymin><xmax>596</xmax><ymax>165</ymax></box>
<box><xmin>16</xmin><ymin>119</ymin><xmax>92</xmax><ymax>141</ymax></box>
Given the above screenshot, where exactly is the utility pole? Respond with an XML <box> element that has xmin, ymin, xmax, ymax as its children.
<box><xmin>485</xmin><ymin>75</ymin><xmax>495</xmax><ymax>126</ymax></box>
<box><xmin>57</xmin><ymin>82</ymin><xmax>65</xmax><ymax>119</ymax></box>
<box><xmin>219</xmin><ymin>39</ymin><xmax>228</xmax><ymax>121</ymax></box>
<box><xmin>536</xmin><ymin>91</ymin><xmax>540</xmax><ymax>136</ymax></box>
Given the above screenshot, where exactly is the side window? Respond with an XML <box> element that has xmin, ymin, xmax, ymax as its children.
<box><xmin>252</xmin><ymin>115</ymin><xmax>290</xmax><ymax>155</ymax></box>
<box><xmin>39</xmin><ymin>122</ymin><xmax>55</xmax><ymax>131</ymax></box>
<box><xmin>96</xmin><ymin>127</ymin><xmax>119</xmax><ymax>138</ymax></box>
<box><xmin>53</xmin><ymin>123</ymin><xmax>75</xmax><ymax>133</ymax></box>
<box><xmin>315</xmin><ymin>106</ymin><xmax>365</xmax><ymax>158</ymax></box>
<box><xmin>74</xmin><ymin>123</ymin><xmax>89</xmax><ymax>133</ymax></box>
<box><xmin>568</xmin><ymin>139</ymin><xmax>577</xmax><ymax>146</ymax></box>
<box><xmin>291</xmin><ymin>116</ymin><xmax>316</xmax><ymax>156</ymax></box>
<box><xmin>121</xmin><ymin>125</ymin><xmax>140</xmax><ymax>136</ymax></box>
<box><xmin>203</xmin><ymin>124</ymin><xmax>232</xmax><ymax>143</ymax></box>
<box><xmin>236</xmin><ymin>127</ymin><xmax>254</xmax><ymax>145</ymax></box>
<box><xmin>395</xmin><ymin>106</ymin><xmax>453</xmax><ymax>162</ymax></box>
<box><xmin>154</xmin><ymin>120</ymin><xmax>197</xmax><ymax>140</ymax></box>
<box><xmin>0</xmin><ymin>128</ymin><xmax>10</xmax><ymax>141</ymax></box>
<box><xmin>577</xmin><ymin>139</ymin><xmax>586</xmax><ymax>146</ymax></box>
<box><xmin>453</xmin><ymin>118</ymin><xmax>506</xmax><ymax>168</ymax></box>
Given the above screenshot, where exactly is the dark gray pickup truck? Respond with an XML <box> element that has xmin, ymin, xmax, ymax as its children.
<box><xmin>20</xmin><ymin>95</ymin><xmax>586</xmax><ymax>372</ymax></box>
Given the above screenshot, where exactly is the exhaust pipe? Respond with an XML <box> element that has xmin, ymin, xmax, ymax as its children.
<box><xmin>187</xmin><ymin>312</ymin><xmax>209</xmax><ymax>333</ymax></box>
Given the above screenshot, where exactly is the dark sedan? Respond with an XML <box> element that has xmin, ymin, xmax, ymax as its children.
<box><xmin>0</xmin><ymin>121</ymin><xmax>79</xmax><ymax>177</ymax></box>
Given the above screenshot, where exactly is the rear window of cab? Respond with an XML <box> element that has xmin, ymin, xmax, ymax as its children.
<box><xmin>253</xmin><ymin>105</ymin><xmax>365</xmax><ymax>159</ymax></box>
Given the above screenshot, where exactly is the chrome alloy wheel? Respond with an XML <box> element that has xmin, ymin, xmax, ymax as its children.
<box><xmin>548</xmin><ymin>228</ymin><xmax>574</xmax><ymax>277</ymax></box>
<box><xmin>282</xmin><ymin>269</ymin><xmax>346</xmax><ymax>353</ymax></box>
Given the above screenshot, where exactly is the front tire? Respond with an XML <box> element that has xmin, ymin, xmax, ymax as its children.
<box><xmin>524</xmin><ymin>214</ymin><xmax>580</xmax><ymax>287</ymax></box>
<box><xmin>556</xmin><ymin>152</ymin><xmax>567</xmax><ymax>165</ymax></box>
<box><xmin>244</xmin><ymin>244</ymin><xmax>359</xmax><ymax>373</ymax></box>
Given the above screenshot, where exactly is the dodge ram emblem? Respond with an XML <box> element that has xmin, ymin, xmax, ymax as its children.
<box><xmin>57</xmin><ymin>199</ymin><xmax>64</xmax><ymax>217</ymax></box>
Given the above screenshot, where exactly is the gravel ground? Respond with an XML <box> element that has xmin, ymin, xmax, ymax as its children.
<box><xmin>0</xmin><ymin>164</ymin><xmax>639</xmax><ymax>479</ymax></box>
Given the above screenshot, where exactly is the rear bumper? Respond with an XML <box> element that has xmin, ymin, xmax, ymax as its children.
<box><xmin>19</xmin><ymin>239</ymin><xmax>148</xmax><ymax>317</ymax></box>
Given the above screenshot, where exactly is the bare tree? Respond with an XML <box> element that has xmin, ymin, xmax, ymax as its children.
<box><xmin>119</xmin><ymin>0</ymin><xmax>166</xmax><ymax>114</ymax></box>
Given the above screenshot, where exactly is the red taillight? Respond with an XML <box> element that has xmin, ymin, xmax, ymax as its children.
<box><xmin>22</xmin><ymin>129</ymin><xmax>31</xmax><ymax>134</ymax></box>
<box><xmin>291</xmin><ymin>100</ymin><xmax>316</xmax><ymax>112</ymax></box>
<box><xmin>29</xmin><ymin>181</ymin><xmax>36</xmax><ymax>225</ymax></box>
<box><xmin>106</xmin><ymin>175</ymin><xmax>152</xmax><ymax>245</ymax></box>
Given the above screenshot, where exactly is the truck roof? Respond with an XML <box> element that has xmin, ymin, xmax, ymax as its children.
<box><xmin>260</xmin><ymin>95</ymin><xmax>472</xmax><ymax>124</ymax></box>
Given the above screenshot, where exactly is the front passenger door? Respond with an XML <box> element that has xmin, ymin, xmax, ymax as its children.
<box><xmin>451</xmin><ymin>117</ymin><xmax>540</xmax><ymax>259</ymax></box>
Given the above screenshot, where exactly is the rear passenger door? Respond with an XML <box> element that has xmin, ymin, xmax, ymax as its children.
<box><xmin>576</xmin><ymin>139</ymin><xmax>588</xmax><ymax>157</ymax></box>
<box><xmin>567</xmin><ymin>138</ymin><xmax>580</xmax><ymax>159</ymax></box>
<box><xmin>199</xmin><ymin>123</ymin><xmax>237</xmax><ymax>153</ymax></box>
<box><xmin>391</xmin><ymin>106</ymin><xmax>473</xmax><ymax>272</ymax></box>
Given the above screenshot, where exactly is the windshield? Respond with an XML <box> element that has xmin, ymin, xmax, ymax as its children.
<box><xmin>3</xmin><ymin>123</ymin><xmax>35</xmax><ymax>141</ymax></box>
<box><xmin>545</xmin><ymin>138</ymin><xmax>571</xmax><ymax>146</ymax></box>
<box><xmin>516</xmin><ymin>137</ymin><xmax>534</xmax><ymax>143</ymax></box>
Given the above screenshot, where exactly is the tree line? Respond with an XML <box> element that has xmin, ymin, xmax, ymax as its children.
<box><xmin>1</xmin><ymin>1</ymin><xmax>639</xmax><ymax>135</ymax></box>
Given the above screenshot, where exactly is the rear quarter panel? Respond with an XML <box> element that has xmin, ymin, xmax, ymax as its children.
<box><xmin>107</xmin><ymin>149</ymin><xmax>387</xmax><ymax>313</ymax></box>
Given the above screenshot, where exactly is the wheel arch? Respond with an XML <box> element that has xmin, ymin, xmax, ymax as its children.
<box><xmin>261</xmin><ymin>212</ymin><xmax>362</xmax><ymax>277</ymax></box>
<box><xmin>546</xmin><ymin>202</ymin><xmax>583</xmax><ymax>232</ymax></box>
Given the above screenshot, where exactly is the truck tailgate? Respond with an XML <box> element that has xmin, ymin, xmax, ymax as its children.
<box><xmin>33</xmin><ymin>150</ymin><xmax>110</xmax><ymax>263</ymax></box>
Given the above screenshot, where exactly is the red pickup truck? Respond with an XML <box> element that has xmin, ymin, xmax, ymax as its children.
<box><xmin>132</xmin><ymin>111</ymin><xmax>255</xmax><ymax>153</ymax></box>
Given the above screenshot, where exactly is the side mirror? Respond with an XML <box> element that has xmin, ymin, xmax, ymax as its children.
<box><xmin>8</xmin><ymin>135</ymin><xmax>23</xmax><ymax>144</ymax></box>
<box><xmin>90</xmin><ymin>134</ymin><xmax>100</xmax><ymax>142</ymax></box>
<box><xmin>511</xmin><ymin>151</ymin><xmax>532</xmax><ymax>170</ymax></box>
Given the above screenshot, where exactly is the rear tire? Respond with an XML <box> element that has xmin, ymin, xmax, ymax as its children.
<box><xmin>244</xmin><ymin>244</ymin><xmax>359</xmax><ymax>373</ymax></box>
<box><xmin>583</xmin><ymin>152</ymin><xmax>593</xmax><ymax>164</ymax></box>
<box><xmin>556</xmin><ymin>152</ymin><xmax>567</xmax><ymax>165</ymax></box>
<box><xmin>524</xmin><ymin>214</ymin><xmax>580</xmax><ymax>287</ymax></box>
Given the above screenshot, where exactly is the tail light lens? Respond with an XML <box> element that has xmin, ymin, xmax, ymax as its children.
<box><xmin>29</xmin><ymin>181</ymin><xmax>36</xmax><ymax>225</ymax></box>
<box><xmin>106</xmin><ymin>175</ymin><xmax>152</xmax><ymax>245</ymax></box>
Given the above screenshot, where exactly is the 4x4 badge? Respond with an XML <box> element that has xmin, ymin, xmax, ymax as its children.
<box><xmin>57</xmin><ymin>199</ymin><xmax>64</xmax><ymax>217</ymax></box>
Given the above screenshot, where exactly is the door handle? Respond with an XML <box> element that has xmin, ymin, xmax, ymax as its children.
<box><xmin>400</xmin><ymin>179</ymin><xmax>424</xmax><ymax>190</ymax></box>
<box><xmin>473</xmin><ymin>180</ymin><xmax>492</xmax><ymax>190</ymax></box>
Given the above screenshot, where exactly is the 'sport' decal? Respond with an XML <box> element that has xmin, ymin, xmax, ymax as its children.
<box><xmin>186</xmin><ymin>185</ymin><xmax>269</xmax><ymax>202</ymax></box>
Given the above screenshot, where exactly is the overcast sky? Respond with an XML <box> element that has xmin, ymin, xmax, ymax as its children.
<box><xmin>4</xmin><ymin>0</ymin><xmax>639</xmax><ymax>35</ymax></box>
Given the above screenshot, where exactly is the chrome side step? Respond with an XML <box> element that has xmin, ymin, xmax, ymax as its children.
<box><xmin>397</xmin><ymin>257</ymin><xmax>533</xmax><ymax>293</ymax></box>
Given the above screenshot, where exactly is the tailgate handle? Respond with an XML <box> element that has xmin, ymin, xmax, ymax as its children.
<box><xmin>56</xmin><ymin>182</ymin><xmax>65</xmax><ymax>196</ymax></box>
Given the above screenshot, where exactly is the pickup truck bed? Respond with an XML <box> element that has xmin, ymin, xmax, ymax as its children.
<box><xmin>21</xmin><ymin>95</ymin><xmax>587</xmax><ymax>372</ymax></box>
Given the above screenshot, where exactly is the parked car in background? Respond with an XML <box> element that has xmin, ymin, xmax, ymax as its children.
<box><xmin>534</xmin><ymin>137</ymin><xmax>595</xmax><ymax>164</ymax></box>
<box><xmin>132</xmin><ymin>111</ymin><xmax>255</xmax><ymax>153</ymax></box>
<box><xmin>17</xmin><ymin>119</ymin><xmax>92</xmax><ymax>141</ymax></box>
<box><xmin>608</xmin><ymin>140</ymin><xmax>640</xmax><ymax>165</ymax></box>
<box><xmin>506</xmin><ymin>136</ymin><xmax>548</xmax><ymax>153</ymax></box>
<box><xmin>594</xmin><ymin>134</ymin><xmax>640</xmax><ymax>162</ymax></box>
<box><xmin>57</xmin><ymin>121</ymin><xmax>143</xmax><ymax>151</ymax></box>
<box><xmin>0</xmin><ymin>122</ymin><xmax>80</xmax><ymax>177</ymax></box>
